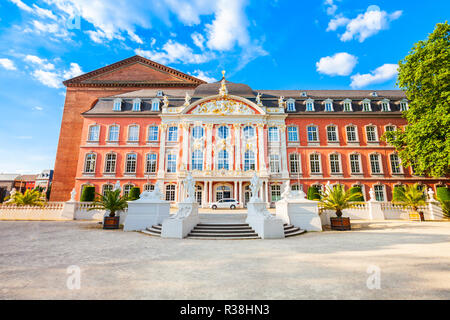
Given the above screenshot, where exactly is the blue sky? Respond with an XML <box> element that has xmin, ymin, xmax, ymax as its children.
<box><xmin>0</xmin><ymin>0</ymin><xmax>448</xmax><ymax>173</ymax></box>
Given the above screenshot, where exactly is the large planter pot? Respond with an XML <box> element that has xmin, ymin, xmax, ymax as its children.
<box><xmin>330</xmin><ymin>217</ymin><xmax>351</xmax><ymax>231</ymax></box>
<box><xmin>103</xmin><ymin>216</ymin><xmax>120</xmax><ymax>229</ymax></box>
<box><xmin>409</xmin><ymin>212</ymin><xmax>421</xmax><ymax>221</ymax></box>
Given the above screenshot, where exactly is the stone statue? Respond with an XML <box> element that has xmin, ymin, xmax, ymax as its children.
<box><xmin>163</xmin><ymin>95</ymin><xmax>169</xmax><ymax>108</ymax></box>
<box><xmin>113</xmin><ymin>181</ymin><xmax>121</xmax><ymax>191</ymax></box>
<box><xmin>170</xmin><ymin>205</ymin><xmax>193</xmax><ymax>220</ymax></box>
<box><xmin>5</xmin><ymin>188</ymin><xmax>17</xmax><ymax>203</ymax></box>
<box><xmin>219</xmin><ymin>70</ymin><xmax>228</xmax><ymax>96</ymax></box>
<box><xmin>427</xmin><ymin>188</ymin><xmax>435</xmax><ymax>202</ymax></box>
<box><xmin>278</xmin><ymin>96</ymin><xmax>286</xmax><ymax>108</ymax></box>
<box><xmin>183</xmin><ymin>172</ymin><xmax>196</xmax><ymax>203</ymax></box>
<box><xmin>69</xmin><ymin>188</ymin><xmax>76</xmax><ymax>202</ymax></box>
<box><xmin>138</xmin><ymin>183</ymin><xmax>164</xmax><ymax>202</ymax></box>
<box><xmin>256</xmin><ymin>92</ymin><xmax>262</xmax><ymax>106</ymax></box>
<box><xmin>184</xmin><ymin>92</ymin><xmax>191</xmax><ymax>106</ymax></box>
<box><xmin>249</xmin><ymin>173</ymin><xmax>262</xmax><ymax>201</ymax></box>
<box><xmin>369</xmin><ymin>188</ymin><xmax>376</xmax><ymax>202</ymax></box>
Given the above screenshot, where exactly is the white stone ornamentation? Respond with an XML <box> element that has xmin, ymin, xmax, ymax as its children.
<box><xmin>184</xmin><ymin>92</ymin><xmax>191</xmax><ymax>107</ymax></box>
<box><xmin>113</xmin><ymin>181</ymin><xmax>121</xmax><ymax>191</ymax></box>
<box><xmin>69</xmin><ymin>188</ymin><xmax>76</xmax><ymax>202</ymax></box>
<box><xmin>192</xmin><ymin>99</ymin><xmax>254</xmax><ymax>115</ymax></box>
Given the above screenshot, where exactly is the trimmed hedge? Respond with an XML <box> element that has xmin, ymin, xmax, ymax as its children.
<box><xmin>307</xmin><ymin>185</ymin><xmax>321</xmax><ymax>200</ymax></box>
<box><xmin>436</xmin><ymin>187</ymin><xmax>450</xmax><ymax>201</ymax></box>
<box><xmin>349</xmin><ymin>186</ymin><xmax>365</xmax><ymax>201</ymax></box>
<box><xmin>392</xmin><ymin>185</ymin><xmax>405</xmax><ymax>202</ymax></box>
<box><xmin>80</xmin><ymin>186</ymin><xmax>96</xmax><ymax>202</ymax></box>
<box><xmin>129</xmin><ymin>187</ymin><xmax>141</xmax><ymax>200</ymax></box>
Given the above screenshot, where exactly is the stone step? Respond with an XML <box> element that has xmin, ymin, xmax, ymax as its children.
<box><xmin>285</xmin><ymin>229</ymin><xmax>307</xmax><ymax>237</ymax></box>
<box><xmin>191</xmin><ymin>229</ymin><xmax>255</xmax><ymax>234</ymax></box>
<box><xmin>193</xmin><ymin>226</ymin><xmax>254</xmax><ymax>231</ymax></box>
<box><xmin>188</xmin><ymin>232</ymin><xmax>260</xmax><ymax>238</ymax></box>
<box><xmin>188</xmin><ymin>236</ymin><xmax>261</xmax><ymax>240</ymax></box>
<box><xmin>196</xmin><ymin>223</ymin><xmax>249</xmax><ymax>227</ymax></box>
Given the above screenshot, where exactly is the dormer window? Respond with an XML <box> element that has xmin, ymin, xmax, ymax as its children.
<box><xmin>324</xmin><ymin>99</ymin><xmax>333</xmax><ymax>112</ymax></box>
<box><xmin>362</xmin><ymin>99</ymin><xmax>372</xmax><ymax>112</ymax></box>
<box><xmin>113</xmin><ymin>98</ymin><xmax>122</xmax><ymax>111</ymax></box>
<box><xmin>305</xmin><ymin>99</ymin><xmax>314</xmax><ymax>111</ymax></box>
<box><xmin>301</xmin><ymin>92</ymin><xmax>307</xmax><ymax>97</ymax></box>
<box><xmin>132</xmin><ymin>98</ymin><xmax>141</xmax><ymax>112</ymax></box>
<box><xmin>151</xmin><ymin>98</ymin><xmax>160</xmax><ymax>111</ymax></box>
<box><xmin>381</xmin><ymin>99</ymin><xmax>390</xmax><ymax>111</ymax></box>
<box><xmin>343</xmin><ymin>99</ymin><xmax>352</xmax><ymax>112</ymax></box>
<box><xmin>156</xmin><ymin>90</ymin><xmax>163</xmax><ymax>97</ymax></box>
<box><xmin>286</xmin><ymin>99</ymin><xmax>295</xmax><ymax>112</ymax></box>
<box><xmin>370</xmin><ymin>91</ymin><xmax>378</xmax><ymax>97</ymax></box>
<box><xmin>400</xmin><ymin>100</ymin><xmax>408</xmax><ymax>111</ymax></box>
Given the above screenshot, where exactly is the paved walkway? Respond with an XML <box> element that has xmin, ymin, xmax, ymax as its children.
<box><xmin>0</xmin><ymin>220</ymin><xmax>449</xmax><ymax>299</ymax></box>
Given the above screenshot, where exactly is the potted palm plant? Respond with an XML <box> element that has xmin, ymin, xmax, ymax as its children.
<box><xmin>319</xmin><ymin>184</ymin><xmax>363</xmax><ymax>231</ymax></box>
<box><xmin>393</xmin><ymin>184</ymin><xmax>426</xmax><ymax>221</ymax></box>
<box><xmin>88</xmin><ymin>189</ymin><xmax>128</xmax><ymax>229</ymax></box>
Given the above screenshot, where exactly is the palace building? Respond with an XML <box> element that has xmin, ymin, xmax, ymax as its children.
<box><xmin>51</xmin><ymin>55</ymin><xmax>446</xmax><ymax>206</ymax></box>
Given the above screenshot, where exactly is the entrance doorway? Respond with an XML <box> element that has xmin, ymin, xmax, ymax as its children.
<box><xmin>243</xmin><ymin>184</ymin><xmax>251</xmax><ymax>208</ymax></box>
<box><xmin>195</xmin><ymin>185</ymin><xmax>202</xmax><ymax>205</ymax></box>
<box><xmin>215</xmin><ymin>184</ymin><xmax>232</xmax><ymax>201</ymax></box>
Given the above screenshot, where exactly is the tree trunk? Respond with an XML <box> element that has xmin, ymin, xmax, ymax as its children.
<box><xmin>336</xmin><ymin>209</ymin><xmax>342</xmax><ymax>218</ymax></box>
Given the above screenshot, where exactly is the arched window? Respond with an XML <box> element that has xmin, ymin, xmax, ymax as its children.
<box><xmin>125</xmin><ymin>153</ymin><xmax>137</xmax><ymax>173</ymax></box>
<box><xmin>128</xmin><ymin>125</ymin><xmax>139</xmax><ymax>142</ymax></box>
<box><xmin>390</xmin><ymin>153</ymin><xmax>401</xmax><ymax>174</ymax></box>
<box><xmin>102</xmin><ymin>184</ymin><xmax>113</xmax><ymax>196</ymax></box>
<box><xmin>289</xmin><ymin>153</ymin><xmax>301</xmax><ymax>174</ymax></box>
<box><xmin>362</xmin><ymin>99</ymin><xmax>371</xmax><ymax>111</ymax></box>
<box><xmin>145</xmin><ymin>153</ymin><xmax>157</xmax><ymax>173</ymax></box>
<box><xmin>113</xmin><ymin>98</ymin><xmax>122</xmax><ymax>111</ymax></box>
<box><xmin>88</xmin><ymin>125</ymin><xmax>100</xmax><ymax>142</ymax></box>
<box><xmin>192</xmin><ymin>126</ymin><xmax>204</xmax><ymax>139</ymax></box>
<box><xmin>324</xmin><ymin>99</ymin><xmax>333</xmax><ymax>111</ymax></box>
<box><xmin>217</xmin><ymin>150</ymin><xmax>229</xmax><ymax>170</ymax></box>
<box><xmin>287</xmin><ymin>126</ymin><xmax>299</xmax><ymax>142</ymax></box>
<box><xmin>147</xmin><ymin>126</ymin><xmax>159</xmax><ymax>141</ymax></box>
<box><xmin>243</xmin><ymin>126</ymin><xmax>255</xmax><ymax>139</ymax></box>
<box><xmin>305</xmin><ymin>99</ymin><xmax>315</xmax><ymax>111</ymax></box>
<box><xmin>84</xmin><ymin>153</ymin><xmax>96</xmax><ymax>173</ymax></box>
<box><xmin>144</xmin><ymin>184</ymin><xmax>155</xmax><ymax>192</ymax></box>
<box><xmin>271</xmin><ymin>185</ymin><xmax>281</xmax><ymax>202</ymax></box>
<box><xmin>108</xmin><ymin>125</ymin><xmax>119</xmax><ymax>142</ymax></box>
<box><xmin>218</xmin><ymin>125</ymin><xmax>229</xmax><ymax>139</ymax></box>
<box><xmin>165</xmin><ymin>184</ymin><xmax>176</xmax><ymax>201</ymax></box>
<box><xmin>346</xmin><ymin>125</ymin><xmax>358</xmax><ymax>142</ymax></box>
<box><xmin>329</xmin><ymin>153</ymin><xmax>341</xmax><ymax>174</ymax></box>
<box><xmin>286</xmin><ymin>99</ymin><xmax>295</xmax><ymax>112</ymax></box>
<box><xmin>374</xmin><ymin>184</ymin><xmax>385</xmax><ymax>201</ymax></box>
<box><xmin>192</xmin><ymin>150</ymin><xmax>203</xmax><ymax>171</ymax></box>
<box><xmin>381</xmin><ymin>99</ymin><xmax>390</xmax><ymax>111</ymax></box>
<box><xmin>244</xmin><ymin>150</ymin><xmax>255</xmax><ymax>171</ymax></box>
<box><xmin>104</xmin><ymin>153</ymin><xmax>117</xmax><ymax>173</ymax></box>
<box><xmin>349</xmin><ymin>153</ymin><xmax>361</xmax><ymax>174</ymax></box>
<box><xmin>269</xmin><ymin>154</ymin><xmax>280</xmax><ymax>173</ymax></box>
<box><xmin>370</xmin><ymin>153</ymin><xmax>382</xmax><ymax>174</ymax></box>
<box><xmin>268</xmin><ymin>127</ymin><xmax>279</xmax><ymax>142</ymax></box>
<box><xmin>167</xmin><ymin>126</ymin><xmax>178</xmax><ymax>142</ymax></box>
<box><xmin>343</xmin><ymin>99</ymin><xmax>352</xmax><ymax>112</ymax></box>
<box><xmin>151</xmin><ymin>99</ymin><xmax>160</xmax><ymax>111</ymax></box>
<box><xmin>309</xmin><ymin>153</ymin><xmax>321</xmax><ymax>173</ymax></box>
<box><xmin>132</xmin><ymin>98</ymin><xmax>141</xmax><ymax>111</ymax></box>
<box><xmin>123</xmin><ymin>184</ymin><xmax>134</xmax><ymax>197</ymax></box>
<box><xmin>365</xmin><ymin>125</ymin><xmax>378</xmax><ymax>142</ymax></box>
<box><xmin>167</xmin><ymin>154</ymin><xmax>177</xmax><ymax>173</ymax></box>
<box><xmin>307</xmin><ymin>125</ymin><xmax>318</xmax><ymax>142</ymax></box>
<box><xmin>326</xmin><ymin>125</ymin><xmax>338</xmax><ymax>142</ymax></box>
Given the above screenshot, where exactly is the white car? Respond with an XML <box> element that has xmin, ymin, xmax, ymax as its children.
<box><xmin>210</xmin><ymin>198</ymin><xmax>239</xmax><ymax>210</ymax></box>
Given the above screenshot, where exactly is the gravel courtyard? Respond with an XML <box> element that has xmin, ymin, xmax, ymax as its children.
<box><xmin>0</xmin><ymin>220</ymin><xmax>449</xmax><ymax>299</ymax></box>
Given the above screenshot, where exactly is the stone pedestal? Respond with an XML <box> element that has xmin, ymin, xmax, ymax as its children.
<box><xmin>61</xmin><ymin>201</ymin><xmax>77</xmax><ymax>220</ymax></box>
<box><xmin>246</xmin><ymin>200</ymin><xmax>284</xmax><ymax>239</ymax></box>
<box><xmin>276</xmin><ymin>199</ymin><xmax>322</xmax><ymax>231</ymax></box>
<box><xmin>123</xmin><ymin>200</ymin><xmax>170</xmax><ymax>232</ymax></box>
<box><xmin>161</xmin><ymin>202</ymin><xmax>199</xmax><ymax>239</ymax></box>
<box><xmin>368</xmin><ymin>200</ymin><xmax>385</xmax><ymax>220</ymax></box>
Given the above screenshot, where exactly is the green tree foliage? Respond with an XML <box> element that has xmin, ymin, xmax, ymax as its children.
<box><xmin>319</xmin><ymin>185</ymin><xmax>363</xmax><ymax>217</ymax></box>
<box><xmin>436</xmin><ymin>186</ymin><xmax>450</xmax><ymax>201</ymax></box>
<box><xmin>5</xmin><ymin>189</ymin><xmax>46</xmax><ymax>207</ymax></box>
<box><xmin>392</xmin><ymin>183</ymin><xmax>427</xmax><ymax>213</ymax></box>
<box><xmin>80</xmin><ymin>186</ymin><xmax>96</xmax><ymax>202</ymax></box>
<box><xmin>392</xmin><ymin>185</ymin><xmax>406</xmax><ymax>202</ymax></box>
<box><xmin>349</xmin><ymin>186</ymin><xmax>365</xmax><ymax>201</ymax></box>
<box><xmin>88</xmin><ymin>189</ymin><xmax>128</xmax><ymax>217</ymax></box>
<box><xmin>307</xmin><ymin>185</ymin><xmax>320</xmax><ymax>200</ymax></box>
<box><xmin>383</xmin><ymin>22</ymin><xmax>450</xmax><ymax>177</ymax></box>
<box><xmin>129</xmin><ymin>187</ymin><xmax>141</xmax><ymax>200</ymax></box>
<box><xmin>441</xmin><ymin>200</ymin><xmax>450</xmax><ymax>218</ymax></box>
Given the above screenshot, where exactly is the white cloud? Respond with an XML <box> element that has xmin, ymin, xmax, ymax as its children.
<box><xmin>24</xmin><ymin>55</ymin><xmax>55</xmax><ymax>70</ymax></box>
<box><xmin>31</xmin><ymin>69</ymin><xmax>61</xmax><ymax>88</ymax></box>
<box><xmin>350</xmin><ymin>63</ymin><xmax>398</xmax><ymax>88</ymax></box>
<box><xmin>63</xmin><ymin>63</ymin><xmax>83</xmax><ymax>79</ymax></box>
<box><xmin>326</xmin><ymin>5</ymin><xmax>402</xmax><ymax>42</ymax></box>
<box><xmin>191</xmin><ymin>32</ymin><xmax>205</xmax><ymax>49</ymax></box>
<box><xmin>316</xmin><ymin>52</ymin><xmax>358</xmax><ymax>76</ymax></box>
<box><xmin>135</xmin><ymin>40</ymin><xmax>214</xmax><ymax>65</ymax></box>
<box><xmin>0</xmin><ymin>58</ymin><xmax>17</xmax><ymax>70</ymax></box>
<box><xmin>324</xmin><ymin>0</ymin><xmax>338</xmax><ymax>16</ymax></box>
<box><xmin>33</xmin><ymin>106</ymin><xmax>44</xmax><ymax>111</ymax></box>
<box><xmin>191</xmin><ymin>70</ymin><xmax>217</xmax><ymax>83</ymax></box>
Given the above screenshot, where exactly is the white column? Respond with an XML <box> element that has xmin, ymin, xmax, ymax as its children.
<box><xmin>157</xmin><ymin>123</ymin><xmax>167</xmax><ymax>178</ymax></box>
<box><xmin>257</xmin><ymin>124</ymin><xmax>267</xmax><ymax>174</ymax></box>
<box><xmin>181</xmin><ymin>122</ymin><xmax>190</xmax><ymax>171</ymax></box>
<box><xmin>239</xmin><ymin>180</ymin><xmax>243</xmax><ymax>208</ymax></box>
<box><xmin>209</xmin><ymin>181</ymin><xmax>213</xmax><ymax>203</ymax></box>
<box><xmin>279</xmin><ymin>125</ymin><xmax>289</xmax><ymax>178</ymax></box>
<box><xmin>265</xmin><ymin>181</ymin><xmax>269</xmax><ymax>205</ymax></box>
<box><xmin>203</xmin><ymin>181</ymin><xmax>208</xmax><ymax>208</ymax></box>
<box><xmin>234</xmin><ymin>123</ymin><xmax>241</xmax><ymax>171</ymax></box>
<box><xmin>234</xmin><ymin>181</ymin><xmax>237</xmax><ymax>201</ymax></box>
<box><xmin>205</xmin><ymin>123</ymin><xmax>213</xmax><ymax>170</ymax></box>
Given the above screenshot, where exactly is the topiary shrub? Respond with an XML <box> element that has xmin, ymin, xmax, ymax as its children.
<box><xmin>307</xmin><ymin>185</ymin><xmax>320</xmax><ymax>200</ymax></box>
<box><xmin>128</xmin><ymin>187</ymin><xmax>141</xmax><ymax>200</ymax></box>
<box><xmin>392</xmin><ymin>185</ymin><xmax>406</xmax><ymax>202</ymax></box>
<box><xmin>80</xmin><ymin>186</ymin><xmax>96</xmax><ymax>202</ymax></box>
<box><xmin>349</xmin><ymin>186</ymin><xmax>365</xmax><ymax>201</ymax></box>
<box><xmin>440</xmin><ymin>200</ymin><xmax>450</xmax><ymax>218</ymax></box>
<box><xmin>436</xmin><ymin>187</ymin><xmax>450</xmax><ymax>201</ymax></box>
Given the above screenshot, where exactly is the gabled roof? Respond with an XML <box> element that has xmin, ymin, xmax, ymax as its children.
<box><xmin>63</xmin><ymin>55</ymin><xmax>206</xmax><ymax>88</ymax></box>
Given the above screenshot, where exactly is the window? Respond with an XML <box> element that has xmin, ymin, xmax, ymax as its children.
<box><xmin>307</xmin><ymin>126</ymin><xmax>318</xmax><ymax>142</ymax></box>
<box><xmin>148</xmin><ymin>126</ymin><xmax>159</xmax><ymax>141</ymax></box>
<box><xmin>157</xmin><ymin>90</ymin><xmax>163</xmax><ymax>97</ymax></box>
<box><xmin>145</xmin><ymin>153</ymin><xmax>157</xmax><ymax>173</ymax></box>
<box><xmin>192</xmin><ymin>150</ymin><xmax>203</xmax><ymax>171</ymax></box>
<box><xmin>165</xmin><ymin>184</ymin><xmax>176</xmax><ymax>201</ymax></box>
<box><xmin>349</xmin><ymin>154</ymin><xmax>361</xmax><ymax>174</ymax></box>
<box><xmin>287</xmin><ymin>126</ymin><xmax>298</xmax><ymax>142</ymax></box>
<box><xmin>104</xmin><ymin>153</ymin><xmax>116</xmax><ymax>173</ymax></box>
<box><xmin>370</xmin><ymin>154</ymin><xmax>381</xmax><ymax>174</ymax></box>
<box><xmin>385</xmin><ymin>125</ymin><xmax>395</xmax><ymax>133</ymax></box>
<box><xmin>269</xmin><ymin>154</ymin><xmax>280</xmax><ymax>173</ymax></box>
<box><xmin>128</xmin><ymin>125</ymin><xmax>139</xmax><ymax>142</ymax></box>
<box><xmin>289</xmin><ymin>153</ymin><xmax>301</xmax><ymax>174</ymax></box>
<box><xmin>244</xmin><ymin>150</ymin><xmax>255</xmax><ymax>171</ymax></box>
<box><xmin>123</xmin><ymin>184</ymin><xmax>133</xmax><ymax>197</ymax></box>
<box><xmin>287</xmin><ymin>99</ymin><xmax>295</xmax><ymax>112</ymax></box>
<box><xmin>125</xmin><ymin>153</ymin><xmax>137</xmax><ymax>173</ymax></box>
<box><xmin>324</xmin><ymin>100</ymin><xmax>333</xmax><ymax>111</ymax></box>
<box><xmin>390</xmin><ymin>153</ymin><xmax>401</xmax><ymax>174</ymax></box>
<box><xmin>192</xmin><ymin>126</ymin><xmax>204</xmax><ymax>139</ymax></box>
<box><xmin>381</xmin><ymin>100</ymin><xmax>390</xmax><ymax>111</ymax></box>
<box><xmin>400</xmin><ymin>101</ymin><xmax>408</xmax><ymax>111</ymax></box>
<box><xmin>88</xmin><ymin>125</ymin><xmax>100</xmax><ymax>142</ymax></box>
<box><xmin>218</xmin><ymin>126</ymin><xmax>229</xmax><ymax>139</ymax></box>
<box><xmin>366</xmin><ymin>126</ymin><xmax>378</xmax><ymax>142</ymax></box>
<box><xmin>329</xmin><ymin>154</ymin><xmax>341</xmax><ymax>174</ymax></box>
<box><xmin>327</xmin><ymin>126</ymin><xmax>338</xmax><ymax>142</ymax></box>
<box><xmin>374</xmin><ymin>185</ymin><xmax>385</xmax><ymax>201</ymax></box>
<box><xmin>84</xmin><ymin>153</ymin><xmax>96</xmax><ymax>173</ymax></box>
<box><xmin>167</xmin><ymin>154</ymin><xmax>177</xmax><ymax>173</ymax></box>
<box><xmin>310</xmin><ymin>153</ymin><xmax>321</xmax><ymax>173</ymax></box>
<box><xmin>151</xmin><ymin>99</ymin><xmax>160</xmax><ymax>111</ymax></box>
<box><xmin>306</xmin><ymin>101</ymin><xmax>314</xmax><ymax>111</ymax></box>
<box><xmin>108</xmin><ymin>125</ymin><xmax>119</xmax><ymax>142</ymax></box>
<box><xmin>144</xmin><ymin>184</ymin><xmax>155</xmax><ymax>192</ymax></box>
<box><xmin>217</xmin><ymin>150</ymin><xmax>229</xmax><ymax>170</ymax></box>
<box><xmin>291</xmin><ymin>184</ymin><xmax>302</xmax><ymax>191</ymax></box>
<box><xmin>271</xmin><ymin>185</ymin><xmax>281</xmax><ymax>202</ymax></box>
<box><xmin>167</xmin><ymin>126</ymin><xmax>178</xmax><ymax>142</ymax></box>
<box><xmin>343</xmin><ymin>100</ymin><xmax>352</xmax><ymax>111</ymax></box>
<box><xmin>102</xmin><ymin>184</ymin><xmax>113</xmax><ymax>196</ymax></box>
<box><xmin>132</xmin><ymin>98</ymin><xmax>141</xmax><ymax>111</ymax></box>
<box><xmin>268</xmin><ymin>127</ymin><xmax>280</xmax><ymax>142</ymax></box>
<box><xmin>346</xmin><ymin>126</ymin><xmax>357</xmax><ymax>142</ymax></box>
<box><xmin>243</xmin><ymin>126</ymin><xmax>255</xmax><ymax>139</ymax></box>
<box><xmin>113</xmin><ymin>98</ymin><xmax>122</xmax><ymax>111</ymax></box>
<box><xmin>362</xmin><ymin>100</ymin><xmax>371</xmax><ymax>111</ymax></box>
